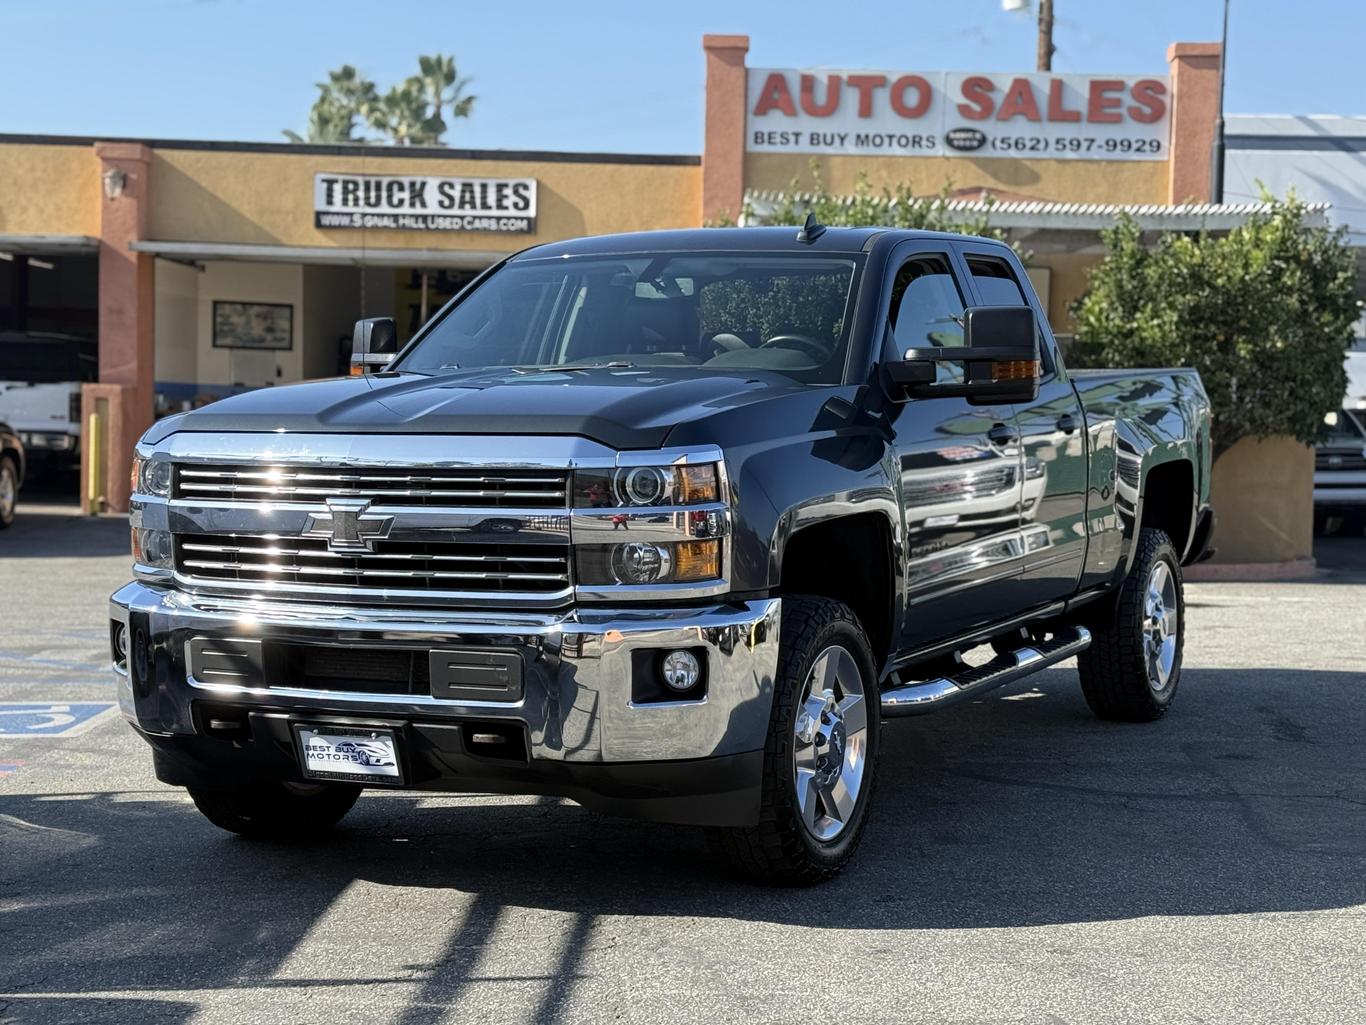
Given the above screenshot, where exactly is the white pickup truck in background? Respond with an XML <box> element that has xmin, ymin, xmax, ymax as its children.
<box><xmin>0</xmin><ymin>331</ymin><xmax>96</xmax><ymax>464</ymax></box>
<box><xmin>1315</xmin><ymin>348</ymin><xmax>1366</xmax><ymax>533</ymax></box>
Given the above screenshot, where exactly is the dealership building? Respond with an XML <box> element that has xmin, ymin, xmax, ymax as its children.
<box><xmin>0</xmin><ymin>33</ymin><xmax>1349</xmax><ymax>542</ymax></box>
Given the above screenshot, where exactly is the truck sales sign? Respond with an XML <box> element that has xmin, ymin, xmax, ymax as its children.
<box><xmin>747</xmin><ymin>69</ymin><xmax>1170</xmax><ymax>161</ymax></box>
<box><xmin>314</xmin><ymin>173</ymin><xmax>538</xmax><ymax>233</ymax></box>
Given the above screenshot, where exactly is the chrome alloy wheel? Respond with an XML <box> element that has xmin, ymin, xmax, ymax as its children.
<box><xmin>0</xmin><ymin>463</ymin><xmax>14</xmax><ymax>521</ymax></box>
<box><xmin>1143</xmin><ymin>560</ymin><xmax>1179</xmax><ymax>691</ymax></box>
<box><xmin>792</xmin><ymin>645</ymin><xmax>869</xmax><ymax>842</ymax></box>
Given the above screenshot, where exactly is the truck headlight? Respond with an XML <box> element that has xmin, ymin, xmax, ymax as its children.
<box><xmin>574</xmin><ymin>464</ymin><xmax>719</xmax><ymax>508</ymax></box>
<box><xmin>576</xmin><ymin>539</ymin><xmax>721</xmax><ymax>586</ymax></box>
<box><xmin>132</xmin><ymin>527</ymin><xmax>174</xmax><ymax>569</ymax></box>
<box><xmin>131</xmin><ymin>454</ymin><xmax>172</xmax><ymax>497</ymax></box>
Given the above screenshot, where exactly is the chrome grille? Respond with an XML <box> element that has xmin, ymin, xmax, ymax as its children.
<box><xmin>175</xmin><ymin>534</ymin><xmax>570</xmax><ymax>594</ymax></box>
<box><xmin>174</xmin><ymin>464</ymin><xmax>569</xmax><ymax>508</ymax></box>
<box><xmin>1317</xmin><ymin>451</ymin><xmax>1366</xmax><ymax>471</ymax></box>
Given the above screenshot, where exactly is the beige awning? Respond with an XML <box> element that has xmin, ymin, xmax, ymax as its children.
<box><xmin>0</xmin><ymin>234</ymin><xmax>100</xmax><ymax>255</ymax></box>
<box><xmin>129</xmin><ymin>239</ymin><xmax>506</xmax><ymax>269</ymax></box>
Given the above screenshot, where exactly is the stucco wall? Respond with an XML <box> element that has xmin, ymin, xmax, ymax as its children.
<box><xmin>302</xmin><ymin>263</ymin><xmax>366</xmax><ymax>380</ymax></box>
<box><xmin>0</xmin><ymin>144</ymin><xmax>100</xmax><ymax>237</ymax></box>
<box><xmin>744</xmin><ymin>153</ymin><xmax>1169</xmax><ymax>205</ymax></box>
<box><xmin>1207</xmin><ymin>435</ymin><xmax>1314</xmax><ymax>564</ymax></box>
<box><xmin>1027</xmin><ymin>251</ymin><xmax>1099</xmax><ymax>333</ymax></box>
<box><xmin>146</xmin><ymin>149</ymin><xmax>701</xmax><ymax>251</ymax></box>
<box><xmin>193</xmin><ymin>261</ymin><xmax>304</xmax><ymax>387</ymax></box>
<box><xmin>154</xmin><ymin>259</ymin><xmax>199</xmax><ymax>383</ymax></box>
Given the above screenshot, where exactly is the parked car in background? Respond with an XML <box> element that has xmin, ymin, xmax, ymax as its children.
<box><xmin>0</xmin><ymin>421</ymin><xmax>24</xmax><ymax>528</ymax></box>
<box><xmin>1314</xmin><ymin>350</ymin><xmax>1366</xmax><ymax>534</ymax></box>
<box><xmin>0</xmin><ymin>331</ymin><xmax>96</xmax><ymax>466</ymax></box>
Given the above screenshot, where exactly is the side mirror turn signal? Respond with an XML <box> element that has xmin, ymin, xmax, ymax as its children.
<box><xmin>883</xmin><ymin>305</ymin><xmax>1040</xmax><ymax>404</ymax></box>
<box><xmin>351</xmin><ymin>317</ymin><xmax>398</xmax><ymax>375</ymax></box>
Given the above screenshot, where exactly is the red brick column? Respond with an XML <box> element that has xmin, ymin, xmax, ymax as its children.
<box><xmin>702</xmin><ymin>34</ymin><xmax>750</xmax><ymax>224</ymax></box>
<box><xmin>1166</xmin><ymin>42</ymin><xmax>1222</xmax><ymax>204</ymax></box>
<box><xmin>84</xmin><ymin>142</ymin><xmax>155</xmax><ymax>513</ymax></box>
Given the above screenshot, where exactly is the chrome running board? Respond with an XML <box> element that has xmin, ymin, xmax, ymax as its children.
<box><xmin>880</xmin><ymin>626</ymin><xmax>1091</xmax><ymax>717</ymax></box>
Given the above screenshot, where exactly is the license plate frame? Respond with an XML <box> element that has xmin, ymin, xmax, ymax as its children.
<box><xmin>293</xmin><ymin>724</ymin><xmax>404</xmax><ymax>785</ymax></box>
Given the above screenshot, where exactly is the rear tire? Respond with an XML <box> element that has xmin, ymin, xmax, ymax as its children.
<box><xmin>188</xmin><ymin>782</ymin><xmax>361</xmax><ymax>839</ymax></box>
<box><xmin>710</xmin><ymin>596</ymin><xmax>880</xmax><ymax>885</ymax></box>
<box><xmin>0</xmin><ymin>456</ymin><xmax>17</xmax><ymax>529</ymax></box>
<box><xmin>1077</xmin><ymin>528</ymin><xmax>1184</xmax><ymax>722</ymax></box>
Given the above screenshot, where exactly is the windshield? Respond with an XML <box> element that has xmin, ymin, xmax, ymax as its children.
<box><xmin>396</xmin><ymin>251</ymin><xmax>863</xmax><ymax>384</ymax></box>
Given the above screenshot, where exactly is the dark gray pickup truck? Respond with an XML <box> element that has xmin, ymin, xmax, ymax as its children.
<box><xmin>111</xmin><ymin>224</ymin><xmax>1213</xmax><ymax>884</ymax></box>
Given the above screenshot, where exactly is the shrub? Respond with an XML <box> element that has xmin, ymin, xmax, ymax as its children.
<box><xmin>1071</xmin><ymin>197</ymin><xmax>1359</xmax><ymax>457</ymax></box>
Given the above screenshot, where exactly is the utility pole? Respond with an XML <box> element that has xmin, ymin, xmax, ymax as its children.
<box><xmin>1037</xmin><ymin>0</ymin><xmax>1055</xmax><ymax>71</ymax></box>
<box><xmin>1210</xmin><ymin>0</ymin><xmax>1230</xmax><ymax>203</ymax></box>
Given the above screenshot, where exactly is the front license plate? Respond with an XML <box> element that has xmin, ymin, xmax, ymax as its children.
<box><xmin>294</xmin><ymin>725</ymin><xmax>402</xmax><ymax>784</ymax></box>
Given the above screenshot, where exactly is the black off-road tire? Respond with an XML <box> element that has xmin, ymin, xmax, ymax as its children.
<box><xmin>188</xmin><ymin>782</ymin><xmax>361</xmax><ymax>839</ymax></box>
<box><xmin>1077</xmin><ymin>528</ymin><xmax>1184</xmax><ymax>722</ymax></box>
<box><xmin>710</xmin><ymin>595</ymin><xmax>881</xmax><ymax>886</ymax></box>
<box><xmin>0</xmin><ymin>455</ymin><xmax>18</xmax><ymax>529</ymax></box>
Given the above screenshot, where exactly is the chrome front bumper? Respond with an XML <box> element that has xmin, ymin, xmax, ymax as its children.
<box><xmin>109</xmin><ymin>583</ymin><xmax>781</xmax><ymax>765</ymax></box>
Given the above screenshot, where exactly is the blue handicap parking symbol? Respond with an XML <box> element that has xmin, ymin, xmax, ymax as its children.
<box><xmin>0</xmin><ymin>703</ymin><xmax>116</xmax><ymax>736</ymax></box>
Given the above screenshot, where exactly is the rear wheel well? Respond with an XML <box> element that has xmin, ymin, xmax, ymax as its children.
<box><xmin>1139</xmin><ymin>460</ymin><xmax>1195</xmax><ymax>557</ymax></box>
<box><xmin>779</xmin><ymin>513</ymin><xmax>893</xmax><ymax>662</ymax></box>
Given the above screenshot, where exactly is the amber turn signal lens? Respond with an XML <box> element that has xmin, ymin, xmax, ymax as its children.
<box><xmin>130</xmin><ymin>528</ymin><xmax>143</xmax><ymax>563</ymax></box>
<box><xmin>672</xmin><ymin>539</ymin><xmax>721</xmax><ymax>582</ymax></box>
<box><xmin>992</xmin><ymin>359</ymin><xmax>1040</xmax><ymax>381</ymax></box>
<box><xmin>676</xmin><ymin>464</ymin><xmax>719</xmax><ymax>504</ymax></box>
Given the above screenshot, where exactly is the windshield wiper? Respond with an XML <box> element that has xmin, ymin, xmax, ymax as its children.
<box><xmin>511</xmin><ymin>361</ymin><xmax>635</xmax><ymax>374</ymax></box>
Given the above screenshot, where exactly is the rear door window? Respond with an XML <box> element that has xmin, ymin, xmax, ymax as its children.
<box><xmin>965</xmin><ymin>254</ymin><xmax>1053</xmax><ymax>376</ymax></box>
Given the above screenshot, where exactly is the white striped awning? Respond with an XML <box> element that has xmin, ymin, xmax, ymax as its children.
<box><xmin>741</xmin><ymin>191</ymin><xmax>1332</xmax><ymax>232</ymax></box>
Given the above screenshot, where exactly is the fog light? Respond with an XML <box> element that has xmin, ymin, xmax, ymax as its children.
<box><xmin>660</xmin><ymin>649</ymin><xmax>701</xmax><ymax>692</ymax></box>
<box><xmin>114</xmin><ymin>624</ymin><xmax>129</xmax><ymax>664</ymax></box>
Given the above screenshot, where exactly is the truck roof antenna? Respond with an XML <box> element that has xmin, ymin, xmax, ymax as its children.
<box><xmin>796</xmin><ymin>212</ymin><xmax>826</xmax><ymax>244</ymax></box>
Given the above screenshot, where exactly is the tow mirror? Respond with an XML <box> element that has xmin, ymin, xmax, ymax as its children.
<box><xmin>351</xmin><ymin>317</ymin><xmax>398</xmax><ymax>375</ymax></box>
<box><xmin>884</xmin><ymin>305</ymin><xmax>1040</xmax><ymax>404</ymax></box>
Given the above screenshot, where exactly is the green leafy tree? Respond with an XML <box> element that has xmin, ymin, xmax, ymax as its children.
<box><xmin>724</xmin><ymin>160</ymin><xmax>1023</xmax><ymax>258</ymax></box>
<box><xmin>366</xmin><ymin>55</ymin><xmax>476</xmax><ymax>146</ymax></box>
<box><xmin>284</xmin><ymin>55</ymin><xmax>475</xmax><ymax>146</ymax></box>
<box><xmin>284</xmin><ymin>65</ymin><xmax>379</xmax><ymax>144</ymax></box>
<box><xmin>1070</xmin><ymin>196</ymin><xmax>1359</xmax><ymax>457</ymax></box>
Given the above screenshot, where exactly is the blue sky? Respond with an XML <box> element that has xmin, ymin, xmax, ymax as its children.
<box><xmin>1</xmin><ymin>0</ymin><xmax>1359</xmax><ymax>152</ymax></box>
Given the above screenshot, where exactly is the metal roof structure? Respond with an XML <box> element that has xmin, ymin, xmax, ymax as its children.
<box><xmin>741</xmin><ymin>190</ymin><xmax>1332</xmax><ymax>233</ymax></box>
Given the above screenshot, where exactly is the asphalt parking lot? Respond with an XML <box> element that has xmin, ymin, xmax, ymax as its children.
<box><xmin>1</xmin><ymin>502</ymin><xmax>1364</xmax><ymax>1025</ymax></box>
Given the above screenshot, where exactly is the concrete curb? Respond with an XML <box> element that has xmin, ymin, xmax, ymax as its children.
<box><xmin>1184</xmin><ymin>558</ymin><xmax>1318</xmax><ymax>582</ymax></box>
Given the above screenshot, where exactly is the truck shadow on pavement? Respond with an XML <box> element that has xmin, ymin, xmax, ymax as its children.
<box><xmin>2</xmin><ymin>666</ymin><xmax>1364</xmax><ymax>1023</ymax></box>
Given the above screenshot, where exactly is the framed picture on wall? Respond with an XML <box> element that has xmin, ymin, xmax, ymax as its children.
<box><xmin>212</xmin><ymin>301</ymin><xmax>293</xmax><ymax>350</ymax></box>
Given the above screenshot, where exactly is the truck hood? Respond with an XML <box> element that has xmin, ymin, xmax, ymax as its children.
<box><xmin>145</xmin><ymin>366</ymin><xmax>811</xmax><ymax>450</ymax></box>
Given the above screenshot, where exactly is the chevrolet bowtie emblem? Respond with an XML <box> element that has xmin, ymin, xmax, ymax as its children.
<box><xmin>302</xmin><ymin>498</ymin><xmax>394</xmax><ymax>553</ymax></box>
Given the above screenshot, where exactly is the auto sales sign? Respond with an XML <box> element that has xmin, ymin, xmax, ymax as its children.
<box><xmin>314</xmin><ymin>173</ymin><xmax>538</xmax><ymax>233</ymax></box>
<box><xmin>747</xmin><ymin>69</ymin><xmax>1170</xmax><ymax>160</ymax></box>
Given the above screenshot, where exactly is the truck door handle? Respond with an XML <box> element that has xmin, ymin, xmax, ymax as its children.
<box><xmin>988</xmin><ymin>422</ymin><xmax>1019</xmax><ymax>445</ymax></box>
<box><xmin>1056</xmin><ymin>413</ymin><xmax>1079</xmax><ymax>435</ymax></box>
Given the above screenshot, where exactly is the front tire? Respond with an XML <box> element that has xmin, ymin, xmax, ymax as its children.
<box><xmin>1077</xmin><ymin>528</ymin><xmax>1184</xmax><ymax>721</ymax></box>
<box><xmin>188</xmin><ymin>781</ymin><xmax>361</xmax><ymax>839</ymax></box>
<box><xmin>711</xmin><ymin>596</ymin><xmax>880</xmax><ymax>885</ymax></box>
